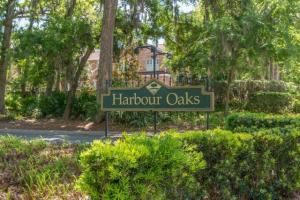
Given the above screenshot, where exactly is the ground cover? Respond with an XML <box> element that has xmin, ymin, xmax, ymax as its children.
<box><xmin>0</xmin><ymin>136</ymin><xmax>87</xmax><ymax>199</ymax></box>
<box><xmin>1</xmin><ymin>128</ymin><xmax>300</xmax><ymax>200</ymax></box>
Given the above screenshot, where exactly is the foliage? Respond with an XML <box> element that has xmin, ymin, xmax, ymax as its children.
<box><xmin>78</xmin><ymin>130</ymin><xmax>300</xmax><ymax>199</ymax></box>
<box><xmin>226</xmin><ymin>112</ymin><xmax>300</xmax><ymax>132</ymax></box>
<box><xmin>77</xmin><ymin>133</ymin><xmax>205</xmax><ymax>200</ymax></box>
<box><xmin>293</xmin><ymin>100</ymin><xmax>300</xmax><ymax>113</ymax></box>
<box><xmin>246</xmin><ymin>92</ymin><xmax>294</xmax><ymax>113</ymax></box>
<box><xmin>214</xmin><ymin>80</ymin><xmax>298</xmax><ymax>109</ymax></box>
<box><xmin>5</xmin><ymin>93</ymin><xmax>40</xmax><ymax>118</ymax></box>
<box><xmin>0</xmin><ymin>136</ymin><xmax>87</xmax><ymax>199</ymax></box>
<box><xmin>38</xmin><ymin>92</ymin><xmax>67</xmax><ymax>117</ymax></box>
<box><xmin>110</xmin><ymin>111</ymin><xmax>173</xmax><ymax>128</ymax></box>
<box><xmin>72</xmin><ymin>90</ymin><xmax>98</xmax><ymax>120</ymax></box>
<box><xmin>165</xmin><ymin>0</ymin><xmax>300</xmax><ymax>80</ymax></box>
<box><xmin>4</xmin><ymin>91</ymin><xmax>98</xmax><ymax>120</ymax></box>
<box><xmin>179</xmin><ymin>129</ymin><xmax>300</xmax><ymax>199</ymax></box>
<box><xmin>2</xmin><ymin>129</ymin><xmax>300</xmax><ymax>199</ymax></box>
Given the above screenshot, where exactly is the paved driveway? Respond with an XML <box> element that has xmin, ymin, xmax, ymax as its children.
<box><xmin>0</xmin><ymin>129</ymin><xmax>122</xmax><ymax>143</ymax></box>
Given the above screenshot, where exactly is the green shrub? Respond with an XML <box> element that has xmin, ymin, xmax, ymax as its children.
<box><xmin>293</xmin><ymin>100</ymin><xmax>300</xmax><ymax>113</ymax></box>
<box><xmin>38</xmin><ymin>92</ymin><xmax>67</xmax><ymax>117</ymax></box>
<box><xmin>179</xmin><ymin>129</ymin><xmax>300</xmax><ymax>199</ymax></box>
<box><xmin>5</xmin><ymin>93</ymin><xmax>40</xmax><ymax>117</ymax></box>
<box><xmin>226</xmin><ymin>112</ymin><xmax>300</xmax><ymax>132</ymax></box>
<box><xmin>179</xmin><ymin>130</ymin><xmax>246</xmax><ymax>199</ymax></box>
<box><xmin>213</xmin><ymin>80</ymin><xmax>298</xmax><ymax>109</ymax></box>
<box><xmin>77</xmin><ymin>130</ymin><xmax>300</xmax><ymax>199</ymax></box>
<box><xmin>77</xmin><ymin>134</ymin><xmax>205</xmax><ymax>200</ymax></box>
<box><xmin>230</xmin><ymin>80</ymin><xmax>298</xmax><ymax>95</ymax></box>
<box><xmin>0</xmin><ymin>136</ymin><xmax>85</xmax><ymax>198</ymax></box>
<box><xmin>111</xmin><ymin>112</ymin><xmax>173</xmax><ymax>128</ymax></box>
<box><xmin>72</xmin><ymin>91</ymin><xmax>98</xmax><ymax>120</ymax></box>
<box><xmin>246</xmin><ymin>92</ymin><xmax>293</xmax><ymax>113</ymax></box>
<box><xmin>5</xmin><ymin>93</ymin><xmax>23</xmax><ymax>112</ymax></box>
<box><xmin>20</xmin><ymin>95</ymin><xmax>39</xmax><ymax>116</ymax></box>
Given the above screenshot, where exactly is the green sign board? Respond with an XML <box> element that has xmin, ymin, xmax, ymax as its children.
<box><xmin>101</xmin><ymin>79</ymin><xmax>214</xmax><ymax>112</ymax></box>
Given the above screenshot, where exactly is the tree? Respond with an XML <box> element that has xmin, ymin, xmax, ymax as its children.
<box><xmin>96</xmin><ymin>0</ymin><xmax>118</xmax><ymax>122</ymax></box>
<box><xmin>0</xmin><ymin>0</ymin><xmax>15</xmax><ymax>114</ymax></box>
<box><xmin>164</xmin><ymin>0</ymin><xmax>299</xmax><ymax>114</ymax></box>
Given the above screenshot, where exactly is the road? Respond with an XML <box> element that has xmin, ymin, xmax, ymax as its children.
<box><xmin>0</xmin><ymin>129</ymin><xmax>122</xmax><ymax>143</ymax></box>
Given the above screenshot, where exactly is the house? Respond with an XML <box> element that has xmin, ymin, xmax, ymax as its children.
<box><xmin>135</xmin><ymin>44</ymin><xmax>172</xmax><ymax>85</ymax></box>
<box><xmin>86</xmin><ymin>44</ymin><xmax>173</xmax><ymax>88</ymax></box>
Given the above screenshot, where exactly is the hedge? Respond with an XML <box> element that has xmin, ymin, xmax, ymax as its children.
<box><xmin>77</xmin><ymin>130</ymin><xmax>300</xmax><ymax>200</ymax></box>
<box><xmin>226</xmin><ymin>112</ymin><xmax>300</xmax><ymax>132</ymax></box>
<box><xmin>213</xmin><ymin>80</ymin><xmax>298</xmax><ymax>109</ymax></box>
<box><xmin>77</xmin><ymin>134</ymin><xmax>205</xmax><ymax>199</ymax></box>
<box><xmin>5</xmin><ymin>91</ymin><xmax>98</xmax><ymax>120</ymax></box>
<box><xmin>179</xmin><ymin>129</ymin><xmax>300</xmax><ymax>199</ymax></box>
<box><xmin>246</xmin><ymin>92</ymin><xmax>293</xmax><ymax>113</ymax></box>
<box><xmin>294</xmin><ymin>100</ymin><xmax>300</xmax><ymax>113</ymax></box>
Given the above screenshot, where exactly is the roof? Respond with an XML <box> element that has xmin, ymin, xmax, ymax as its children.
<box><xmin>88</xmin><ymin>44</ymin><xmax>166</xmax><ymax>61</ymax></box>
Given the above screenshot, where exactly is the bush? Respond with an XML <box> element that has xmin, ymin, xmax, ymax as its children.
<box><xmin>110</xmin><ymin>112</ymin><xmax>173</xmax><ymax>128</ymax></box>
<box><xmin>77</xmin><ymin>134</ymin><xmax>205</xmax><ymax>200</ymax></box>
<box><xmin>226</xmin><ymin>112</ymin><xmax>300</xmax><ymax>132</ymax></box>
<box><xmin>0</xmin><ymin>136</ymin><xmax>85</xmax><ymax>199</ymax></box>
<box><xmin>294</xmin><ymin>100</ymin><xmax>300</xmax><ymax>113</ymax></box>
<box><xmin>179</xmin><ymin>129</ymin><xmax>300</xmax><ymax>199</ymax></box>
<box><xmin>230</xmin><ymin>80</ymin><xmax>298</xmax><ymax>96</ymax></box>
<box><xmin>5</xmin><ymin>93</ymin><xmax>23</xmax><ymax>113</ymax></box>
<box><xmin>20</xmin><ymin>95</ymin><xmax>39</xmax><ymax>117</ymax></box>
<box><xmin>246</xmin><ymin>92</ymin><xmax>293</xmax><ymax>113</ymax></box>
<box><xmin>38</xmin><ymin>92</ymin><xmax>67</xmax><ymax>117</ymax></box>
<box><xmin>77</xmin><ymin>130</ymin><xmax>300</xmax><ymax>199</ymax></box>
<box><xmin>213</xmin><ymin>80</ymin><xmax>298</xmax><ymax>109</ymax></box>
<box><xmin>72</xmin><ymin>91</ymin><xmax>98</xmax><ymax>120</ymax></box>
<box><xmin>5</xmin><ymin>93</ymin><xmax>40</xmax><ymax>117</ymax></box>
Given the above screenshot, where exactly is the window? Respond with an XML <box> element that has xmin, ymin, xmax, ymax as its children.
<box><xmin>145</xmin><ymin>59</ymin><xmax>159</xmax><ymax>71</ymax></box>
<box><xmin>119</xmin><ymin>64</ymin><xmax>126</xmax><ymax>72</ymax></box>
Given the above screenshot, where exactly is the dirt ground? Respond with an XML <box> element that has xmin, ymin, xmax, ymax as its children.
<box><xmin>0</xmin><ymin>118</ymin><xmax>125</xmax><ymax>131</ymax></box>
<box><xmin>0</xmin><ymin>118</ymin><xmax>204</xmax><ymax>132</ymax></box>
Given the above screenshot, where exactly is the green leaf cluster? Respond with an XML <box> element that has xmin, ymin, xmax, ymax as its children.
<box><xmin>179</xmin><ymin>128</ymin><xmax>300</xmax><ymax>199</ymax></box>
<box><xmin>77</xmin><ymin>129</ymin><xmax>300</xmax><ymax>199</ymax></box>
<box><xmin>226</xmin><ymin>112</ymin><xmax>300</xmax><ymax>132</ymax></box>
<box><xmin>246</xmin><ymin>92</ymin><xmax>294</xmax><ymax>113</ymax></box>
<box><xmin>77</xmin><ymin>133</ymin><xmax>205</xmax><ymax>200</ymax></box>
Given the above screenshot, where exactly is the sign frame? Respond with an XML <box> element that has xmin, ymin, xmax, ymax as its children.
<box><xmin>101</xmin><ymin>79</ymin><xmax>215</xmax><ymax>112</ymax></box>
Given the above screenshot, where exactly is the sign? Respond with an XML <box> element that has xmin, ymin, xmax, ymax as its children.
<box><xmin>101</xmin><ymin>79</ymin><xmax>214</xmax><ymax>112</ymax></box>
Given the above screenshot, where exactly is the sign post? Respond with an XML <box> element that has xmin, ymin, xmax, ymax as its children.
<box><xmin>134</xmin><ymin>45</ymin><xmax>172</xmax><ymax>134</ymax></box>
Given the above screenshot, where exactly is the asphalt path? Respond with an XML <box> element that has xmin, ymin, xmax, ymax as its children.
<box><xmin>0</xmin><ymin>129</ymin><xmax>122</xmax><ymax>143</ymax></box>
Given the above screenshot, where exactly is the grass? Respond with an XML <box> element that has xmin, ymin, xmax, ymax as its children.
<box><xmin>0</xmin><ymin>136</ymin><xmax>88</xmax><ymax>199</ymax></box>
<box><xmin>1</xmin><ymin>126</ymin><xmax>299</xmax><ymax>199</ymax></box>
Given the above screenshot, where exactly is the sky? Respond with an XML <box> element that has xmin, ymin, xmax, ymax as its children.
<box><xmin>149</xmin><ymin>2</ymin><xmax>196</xmax><ymax>45</ymax></box>
<box><xmin>178</xmin><ymin>2</ymin><xmax>196</xmax><ymax>13</ymax></box>
<box><xmin>15</xmin><ymin>1</ymin><xmax>196</xmax><ymax>45</ymax></box>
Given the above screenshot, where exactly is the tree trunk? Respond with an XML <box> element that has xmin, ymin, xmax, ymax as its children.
<box><xmin>0</xmin><ymin>0</ymin><xmax>15</xmax><ymax>114</ymax></box>
<box><xmin>96</xmin><ymin>0</ymin><xmax>118</xmax><ymax>123</ymax></box>
<box><xmin>55</xmin><ymin>64</ymin><xmax>61</xmax><ymax>91</ymax></box>
<box><xmin>20</xmin><ymin>0</ymin><xmax>38</xmax><ymax>96</ymax></box>
<box><xmin>273</xmin><ymin>63</ymin><xmax>280</xmax><ymax>80</ymax></box>
<box><xmin>266</xmin><ymin>58</ymin><xmax>280</xmax><ymax>80</ymax></box>
<box><xmin>204</xmin><ymin>0</ymin><xmax>210</xmax><ymax>26</ymax></box>
<box><xmin>61</xmin><ymin>0</ymin><xmax>77</xmax><ymax>93</ymax></box>
<box><xmin>45</xmin><ymin>71</ymin><xmax>55</xmax><ymax>96</ymax></box>
<box><xmin>224</xmin><ymin>67</ymin><xmax>234</xmax><ymax>116</ymax></box>
<box><xmin>63</xmin><ymin>47</ymin><xmax>94</xmax><ymax>120</ymax></box>
<box><xmin>66</xmin><ymin>0</ymin><xmax>76</xmax><ymax>17</ymax></box>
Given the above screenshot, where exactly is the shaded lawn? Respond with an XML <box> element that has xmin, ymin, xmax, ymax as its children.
<box><xmin>0</xmin><ymin>136</ymin><xmax>88</xmax><ymax>200</ymax></box>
